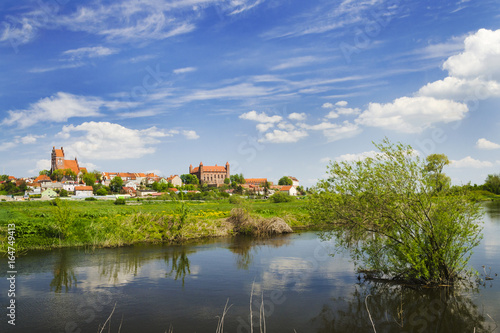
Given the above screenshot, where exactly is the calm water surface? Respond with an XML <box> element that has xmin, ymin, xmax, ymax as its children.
<box><xmin>2</xmin><ymin>202</ymin><xmax>500</xmax><ymax>332</ymax></box>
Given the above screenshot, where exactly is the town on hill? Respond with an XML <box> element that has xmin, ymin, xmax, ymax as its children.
<box><xmin>0</xmin><ymin>146</ymin><xmax>305</xmax><ymax>201</ymax></box>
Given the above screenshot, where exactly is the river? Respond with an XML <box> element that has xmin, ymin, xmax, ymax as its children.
<box><xmin>1</xmin><ymin>202</ymin><xmax>500</xmax><ymax>332</ymax></box>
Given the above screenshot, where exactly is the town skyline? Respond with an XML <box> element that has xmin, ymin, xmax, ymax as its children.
<box><xmin>1</xmin><ymin>1</ymin><xmax>500</xmax><ymax>188</ymax></box>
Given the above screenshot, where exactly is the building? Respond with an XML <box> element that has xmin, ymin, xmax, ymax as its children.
<box><xmin>288</xmin><ymin>177</ymin><xmax>299</xmax><ymax>187</ymax></box>
<box><xmin>189</xmin><ymin>162</ymin><xmax>230</xmax><ymax>186</ymax></box>
<box><xmin>50</xmin><ymin>147</ymin><xmax>87</xmax><ymax>180</ymax></box>
<box><xmin>280</xmin><ymin>185</ymin><xmax>297</xmax><ymax>196</ymax></box>
<box><xmin>166</xmin><ymin>175</ymin><xmax>182</xmax><ymax>187</ymax></box>
<box><xmin>245</xmin><ymin>178</ymin><xmax>268</xmax><ymax>187</ymax></box>
<box><xmin>41</xmin><ymin>189</ymin><xmax>58</xmax><ymax>199</ymax></box>
<box><xmin>75</xmin><ymin>186</ymin><xmax>94</xmax><ymax>197</ymax></box>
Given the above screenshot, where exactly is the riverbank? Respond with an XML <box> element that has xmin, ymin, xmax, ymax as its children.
<box><xmin>0</xmin><ymin>198</ymin><xmax>311</xmax><ymax>252</ymax></box>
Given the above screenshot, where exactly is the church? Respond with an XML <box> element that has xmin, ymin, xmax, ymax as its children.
<box><xmin>50</xmin><ymin>147</ymin><xmax>87</xmax><ymax>180</ymax></box>
<box><xmin>189</xmin><ymin>162</ymin><xmax>230</xmax><ymax>187</ymax></box>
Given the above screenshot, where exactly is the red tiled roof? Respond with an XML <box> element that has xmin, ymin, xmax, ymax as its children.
<box><xmin>169</xmin><ymin>188</ymin><xmax>179</xmax><ymax>192</ymax></box>
<box><xmin>191</xmin><ymin>165</ymin><xmax>227</xmax><ymax>173</ymax></box>
<box><xmin>54</xmin><ymin>149</ymin><xmax>64</xmax><ymax>157</ymax></box>
<box><xmin>122</xmin><ymin>187</ymin><xmax>136</xmax><ymax>192</ymax></box>
<box><xmin>166</xmin><ymin>175</ymin><xmax>180</xmax><ymax>181</ymax></box>
<box><xmin>63</xmin><ymin>160</ymin><xmax>81</xmax><ymax>175</ymax></box>
<box><xmin>245</xmin><ymin>178</ymin><xmax>267</xmax><ymax>183</ymax></box>
<box><xmin>75</xmin><ymin>186</ymin><xmax>93</xmax><ymax>191</ymax></box>
<box><xmin>35</xmin><ymin>175</ymin><xmax>51</xmax><ymax>183</ymax></box>
<box><xmin>8</xmin><ymin>176</ymin><xmax>16</xmax><ymax>180</ymax></box>
<box><xmin>281</xmin><ymin>185</ymin><xmax>293</xmax><ymax>191</ymax></box>
<box><xmin>288</xmin><ymin>177</ymin><xmax>299</xmax><ymax>182</ymax></box>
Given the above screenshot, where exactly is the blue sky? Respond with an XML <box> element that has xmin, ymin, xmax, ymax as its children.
<box><xmin>1</xmin><ymin>0</ymin><xmax>499</xmax><ymax>187</ymax></box>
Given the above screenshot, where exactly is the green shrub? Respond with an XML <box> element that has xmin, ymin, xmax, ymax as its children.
<box><xmin>114</xmin><ymin>198</ymin><xmax>126</xmax><ymax>205</ymax></box>
<box><xmin>269</xmin><ymin>192</ymin><xmax>294</xmax><ymax>203</ymax></box>
<box><xmin>229</xmin><ymin>195</ymin><xmax>243</xmax><ymax>204</ymax></box>
<box><xmin>85</xmin><ymin>197</ymin><xmax>97</xmax><ymax>201</ymax></box>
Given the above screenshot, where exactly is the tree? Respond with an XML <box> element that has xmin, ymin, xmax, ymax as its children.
<box><xmin>484</xmin><ymin>174</ymin><xmax>500</xmax><ymax>195</ymax></box>
<box><xmin>82</xmin><ymin>172</ymin><xmax>96</xmax><ymax>186</ymax></box>
<box><xmin>309</xmin><ymin>139</ymin><xmax>483</xmax><ymax>285</ymax></box>
<box><xmin>110</xmin><ymin>176</ymin><xmax>123</xmax><ymax>192</ymax></box>
<box><xmin>96</xmin><ymin>188</ymin><xmax>108</xmax><ymax>196</ymax></box>
<box><xmin>180</xmin><ymin>174</ymin><xmax>199</xmax><ymax>185</ymax></box>
<box><xmin>39</xmin><ymin>170</ymin><xmax>51</xmax><ymax>176</ymax></box>
<box><xmin>425</xmin><ymin>153</ymin><xmax>451</xmax><ymax>192</ymax></box>
<box><xmin>230</xmin><ymin>173</ymin><xmax>246</xmax><ymax>184</ymax></box>
<box><xmin>278</xmin><ymin>176</ymin><xmax>293</xmax><ymax>186</ymax></box>
<box><xmin>224</xmin><ymin>177</ymin><xmax>230</xmax><ymax>185</ymax></box>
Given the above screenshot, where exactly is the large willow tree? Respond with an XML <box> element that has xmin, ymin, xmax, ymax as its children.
<box><xmin>310</xmin><ymin>139</ymin><xmax>483</xmax><ymax>285</ymax></box>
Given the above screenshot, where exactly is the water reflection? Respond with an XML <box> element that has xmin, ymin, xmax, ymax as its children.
<box><xmin>165</xmin><ymin>246</ymin><xmax>191</xmax><ymax>286</ymax></box>
<box><xmin>228</xmin><ymin>235</ymin><xmax>292</xmax><ymax>270</ymax></box>
<box><xmin>484</xmin><ymin>201</ymin><xmax>500</xmax><ymax>221</ymax></box>
<box><xmin>50</xmin><ymin>250</ymin><xmax>77</xmax><ymax>293</ymax></box>
<box><xmin>311</xmin><ymin>282</ymin><xmax>498</xmax><ymax>332</ymax></box>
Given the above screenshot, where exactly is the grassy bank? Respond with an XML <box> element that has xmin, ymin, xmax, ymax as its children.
<box><xmin>0</xmin><ymin>198</ymin><xmax>310</xmax><ymax>252</ymax></box>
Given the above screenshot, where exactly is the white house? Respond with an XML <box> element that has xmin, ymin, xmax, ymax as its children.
<box><xmin>288</xmin><ymin>176</ymin><xmax>299</xmax><ymax>187</ymax></box>
<box><xmin>75</xmin><ymin>186</ymin><xmax>94</xmax><ymax>197</ymax></box>
<box><xmin>280</xmin><ymin>185</ymin><xmax>297</xmax><ymax>196</ymax></box>
<box><xmin>62</xmin><ymin>182</ymin><xmax>76</xmax><ymax>192</ymax></box>
<box><xmin>124</xmin><ymin>181</ymin><xmax>137</xmax><ymax>190</ymax></box>
<box><xmin>166</xmin><ymin>175</ymin><xmax>182</xmax><ymax>187</ymax></box>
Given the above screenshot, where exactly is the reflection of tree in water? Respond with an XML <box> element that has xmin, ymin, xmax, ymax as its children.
<box><xmin>165</xmin><ymin>246</ymin><xmax>191</xmax><ymax>286</ymax></box>
<box><xmin>484</xmin><ymin>201</ymin><xmax>500</xmax><ymax>221</ymax></box>
<box><xmin>50</xmin><ymin>250</ymin><xmax>77</xmax><ymax>293</ymax></box>
<box><xmin>311</xmin><ymin>282</ymin><xmax>497</xmax><ymax>333</ymax></box>
<box><xmin>228</xmin><ymin>235</ymin><xmax>292</xmax><ymax>270</ymax></box>
<box><xmin>94</xmin><ymin>245</ymin><xmax>195</xmax><ymax>286</ymax></box>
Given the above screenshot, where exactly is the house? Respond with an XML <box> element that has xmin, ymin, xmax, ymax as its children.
<box><xmin>75</xmin><ymin>186</ymin><xmax>94</xmax><ymax>197</ymax></box>
<box><xmin>34</xmin><ymin>174</ymin><xmax>52</xmax><ymax>184</ymax></box>
<box><xmin>288</xmin><ymin>176</ymin><xmax>299</xmax><ymax>187</ymax></box>
<box><xmin>280</xmin><ymin>185</ymin><xmax>297</xmax><ymax>196</ymax></box>
<box><xmin>168</xmin><ymin>188</ymin><xmax>179</xmax><ymax>193</ymax></box>
<box><xmin>122</xmin><ymin>187</ymin><xmax>137</xmax><ymax>196</ymax></box>
<box><xmin>62</xmin><ymin>181</ymin><xmax>77</xmax><ymax>192</ymax></box>
<box><xmin>124</xmin><ymin>181</ymin><xmax>137</xmax><ymax>190</ymax></box>
<box><xmin>136</xmin><ymin>189</ymin><xmax>158</xmax><ymax>197</ymax></box>
<box><xmin>166</xmin><ymin>175</ymin><xmax>182</xmax><ymax>187</ymax></box>
<box><xmin>41</xmin><ymin>189</ymin><xmax>58</xmax><ymax>199</ymax></box>
<box><xmin>189</xmin><ymin>162</ymin><xmax>230</xmax><ymax>186</ymax></box>
<box><xmin>245</xmin><ymin>178</ymin><xmax>268</xmax><ymax>187</ymax></box>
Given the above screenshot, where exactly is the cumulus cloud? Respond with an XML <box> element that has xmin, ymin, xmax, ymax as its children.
<box><xmin>324</xmin><ymin>100</ymin><xmax>360</xmax><ymax>119</ymax></box>
<box><xmin>256</xmin><ymin>123</ymin><xmax>274</xmax><ymax>132</ymax></box>
<box><xmin>57</xmin><ymin>121</ymin><xmax>180</xmax><ymax>160</ymax></box>
<box><xmin>450</xmin><ymin>156</ymin><xmax>493</xmax><ymax>168</ymax></box>
<box><xmin>259</xmin><ymin>129</ymin><xmax>308</xmax><ymax>143</ymax></box>
<box><xmin>476</xmin><ymin>138</ymin><xmax>500</xmax><ymax>150</ymax></box>
<box><xmin>1</xmin><ymin>92</ymin><xmax>123</xmax><ymax>128</ymax></box>
<box><xmin>239</xmin><ymin>110</ymin><xmax>282</xmax><ymax>123</ymax></box>
<box><xmin>28</xmin><ymin>159</ymin><xmax>51</xmax><ymax>174</ymax></box>
<box><xmin>357</xmin><ymin>96</ymin><xmax>468</xmax><ymax>133</ymax></box>
<box><xmin>288</xmin><ymin>112</ymin><xmax>307</xmax><ymax>121</ymax></box>
<box><xmin>182</xmin><ymin>130</ymin><xmax>199</xmax><ymax>140</ymax></box>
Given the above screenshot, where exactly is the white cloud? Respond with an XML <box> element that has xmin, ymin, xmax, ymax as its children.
<box><xmin>28</xmin><ymin>159</ymin><xmax>51</xmax><ymax>174</ymax></box>
<box><xmin>288</xmin><ymin>112</ymin><xmax>307</xmax><ymax>121</ymax></box>
<box><xmin>1</xmin><ymin>92</ymin><xmax>124</xmax><ymax>128</ymax></box>
<box><xmin>334</xmin><ymin>150</ymin><xmax>379</xmax><ymax>162</ymax></box>
<box><xmin>323</xmin><ymin>100</ymin><xmax>360</xmax><ymax>119</ymax></box>
<box><xmin>62</xmin><ymin>46</ymin><xmax>118</xmax><ymax>60</ymax></box>
<box><xmin>239</xmin><ymin>110</ymin><xmax>282</xmax><ymax>123</ymax></box>
<box><xmin>476</xmin><ymin>138</ymin><xmax>500</xmax><ymax>150</ymax></box>
<box><xmin>299</xmin><ymin>122</ymin><xmax>337</xmax><ymax>131</ymax></box>
<box><xmin>450</xmin><ymin>156</ymin><xmax>493</xmax><ymax>168</ymax></box>
<box><xmin>17</xmin><ymin>134</ymin><xmax>45</xmax><ymax>144</ymax></box>
<box><xmin>79</xmin><ymin>162</ymin><xmax>99</xmax><ymax>171</ymax></box>
<box><xmin>57</xmin><ymin>121</ymin><xmax>178</xmax><ymax>160</ymax></box>
<box><xmin>322</xmin><ymin>102</ymin><xmax>334</xmax><ymax>109</ymax></box>
<box><xmin>325</xmin><ymin>111</ymin><xmax>339</xmax><ymax>119</ymax></box>
<box><xmin>0</xmin><ymin>142</ymin><xmax>17</xmax><ymax>152</ymax></box>
<box><xmin>182</xmin><ymin>130</ymin><xmax>199</xmax><ymax>140</ymax></box>
<box><xmin>259</xmin><ymin>129</ymin><xmax>308</xmax><ymax>143</ymax></box>
<box><xmin>277</xmin><ymin>122</ymin><xmax>295</xmax><ymax>131</ymax></box>
<box><xmin>335</xmin><ymin>101</ymin><xmax>348</xmax><ymax>107</ymax></box>
<box><xmin>173</xmin><ymin>67</ymin><xmax>197</xmax><ymax>74</ymax></box>
<box><xmin>323</xmin><ymin>122</ymin><xmax>361</xmax><ymax>142</ymax></box>
<box><xmin>256</xmin><ymin>123</ymin><xmax>274</xmax><ymax>132</ymax></box>
<box><xmin>357</xmin><ymin>96</ymin><xmax>468</xmax><ymax>133</ymax></box>
<box><xmin>443</xmin><ymin>29</ymin><xmax>500</xmax><ymax>80</ymax></box>
<box><xmin>418</xmin><ymin>76</ymin><xmax>500</xmax><ymax>101</ymax></box>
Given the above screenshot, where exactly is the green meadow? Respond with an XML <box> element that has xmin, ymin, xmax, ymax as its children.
<box><xmin>0</xmin><ymin>198</ymin><xmax>310</xmax><ymax>251</ymax></box>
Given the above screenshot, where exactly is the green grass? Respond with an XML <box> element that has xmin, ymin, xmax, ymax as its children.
<box><xmin>0</xmin><ymin>198</ymin><xmax>311</xmax><ymax>252</ymax></box>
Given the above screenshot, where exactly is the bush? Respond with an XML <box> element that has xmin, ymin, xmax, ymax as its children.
<box><xmin>227</xmin><ymin>208</ymin><xmax>292</xmax><ymax>236</ymax></box>
<box><xmin>114</xmin><ymin>198</ymin><xmax>126</xmax><ymax>205</ymax></box>
<box><xmin>269</xmin><ymin>192</ymin><xmax>294</xmax><ymax>203</ymax></box>
<box><xmin>229</xmin><ymin>195</ymin><xmax>244</xmax><ymax>204</ymax></box>
<box><xmin>85</xmin><ymin>197</ymin><xmax>97</xmax><ymax>201</ymax></box>
<box><xmin>96</xmin><ymin>188</ymin><xmax>108</xmax><ymax>196</ymax></box>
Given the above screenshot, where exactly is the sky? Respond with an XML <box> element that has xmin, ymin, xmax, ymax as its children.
<box><xmin>0</xmin><ymin>0</ymin><xmax>499</xmax><ymax>187</ymax></box>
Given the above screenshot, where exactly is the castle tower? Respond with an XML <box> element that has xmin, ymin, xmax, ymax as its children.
<box><xmin>226</xmin><ymin>162</ymin><xmax>230</xmax><ymax>180</ymax></box>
